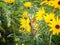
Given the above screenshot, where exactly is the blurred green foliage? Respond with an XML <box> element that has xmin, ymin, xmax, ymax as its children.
<box><xmin>0</xmin><ymin>0</ymin><xmax>60</xmax><ymax>45</ymax></box>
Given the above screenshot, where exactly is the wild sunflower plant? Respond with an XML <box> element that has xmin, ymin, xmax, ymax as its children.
<box><xmin>0</xmin><ymin>0</ymin><xmax>60</xmax><ymax>45</ymax></box>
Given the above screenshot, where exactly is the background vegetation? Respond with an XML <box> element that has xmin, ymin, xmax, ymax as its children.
<box><xmin>0</xmin><ymin>0</ymin><xmax>60</xmax><ymax>45</ymax></box>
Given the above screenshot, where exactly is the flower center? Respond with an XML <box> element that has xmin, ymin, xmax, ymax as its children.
<box><xmin>47</xmin><ymin>0</ymin><xmax>50</xmax><ymax>1</ymax></box>
<box><xmin>50</xmin><ymin>19</ymin><xmax>52</xmax><ymax>21</ymax></box>
<box><xmin>58</xmin><ymin>1</ymin><xmax>60</xmax><ymax>5</ymax></box>
<box><xmin>55</xmin><ymin>25</ymin><xmax>60</xmax><ymax>29</ymax></box>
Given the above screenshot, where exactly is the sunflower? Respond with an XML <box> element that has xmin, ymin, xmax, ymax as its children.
<box><xmin>4</xmin><ymin>0</ymin><xmax>15</xmax><ymax>3</ymax></box>
<box><xmin>49</xmin><ymin>17</ymin><xmax>60</xmax><ymax>35</ymax></box>
<box><xmin>22</xmin><ymin>43</ymin><xmax>24</xmax><ymax>45</ymax></box>
<box><xmin>40</xmin><ymin>0</ymin><xmax>53</xmax><ymax>6</ymax></box>
<box><xmin>41</xmin><ymin>0</ymin><xmax>60</xmax><ymax>9</ymax></box>
<box><xmin>23</xmin><ymin>11</ymin><xmax>28</xmax><ymax>18</ymax></box>
<box><xmin>24</xmin><ymin>2</ymin><xmax>31</xmax><ymax>8</ymax></box>
<box><xmin>44</xmin><ymin>13</ymin><xmax>55</xmax><ymax>24</ymax></box>
<box><xmin>36</xmin><ymin>8</ymin><xmax>46</xmax><ymax>21</ymax></box>
<box><xmin>22</xmin><ymin>43</ymin><xmax>25</xmax><ymax>45</ymax></box>
<box><xmin>14</xmin><ymin>37</ymin><xmax>19</xmax><ymax>42</ymax></box>
<box><xmin>16</xmin><ymin>43</ymin><xmax>19</xmax><ymax>45</ymax></box>
<box><xmin>20</xmin><ymin>18</ymin><xmax>31</xmax><ymax>32</ymax></box>
<box><xmin>50</xmin><ymin>0</ymin><xmax>60</xmax><ymax>9</ymax></box>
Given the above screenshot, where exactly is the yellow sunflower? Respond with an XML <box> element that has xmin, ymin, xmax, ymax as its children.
<box><xmin>40</xmin><ymin>0</ymin><xmax>53</xmax><ymax>6</ymax></box>
<box><xmin>20</xmin><ymin>18</ymin><xmax>31</xmax><ymax>32</ymax></box>
<box><xmin>36</xmin><ymin>8</ymin><xmax>46</xmax><ymax>21</ymax></box>
<box><xmin>49</xmin><ymin>17</ymin><xmax>60</xmax><ymax>35</ymax></box>
<box><xmin>4</xmin><ymin>0</ymin><xmax>15</xmax><ymax>3</ymax></box>
<box><xmin>14</xmin><ymin>37</ymin><xmax>19</xmax><ymax>42</ymax></box>
<box><xmin>41</xmin><ymin>0</ymin><xmax>60</xmax><ymax>9</ymax></box>
<box><xmin>24</xmin><ymin>2</ymin><xmax>31</xmax><ymax>8</ymax></box>
<box><xmin>51</xmin><ymin>0</ymin><xmax>60</xmax><ymax>9</ymax></box>
<box><xmin>16</xmin><ymin>43</ymin><xmax>19</xmax><ymax>45</ymax></box>
<box><xmin>44</xmin><ymin>13</ymin><xmax>55</xmax><ymax>24</ymax></box>
<box><xmin>22</xmin><ymin>43</ymin><xmax>24</xmax><ymax>45</ymax></box>
<box><xmin>23</xmin><ymin>11</ymin><xmax>28</xmax><ymax>18</ymax></box>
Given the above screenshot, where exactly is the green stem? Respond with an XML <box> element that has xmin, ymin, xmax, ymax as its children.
<box><xmin>49</xmin><ymin>34</ymin><xmax>52</xmax><ymax>45</ymax></box>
